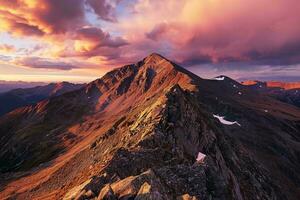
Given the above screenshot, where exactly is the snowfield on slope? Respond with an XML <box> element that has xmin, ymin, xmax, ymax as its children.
<box><xmin>213</xmin><ymin>114</ymin><xmax>241</xmax><ymax>126</ymax></box>
<box><xmin>196</xmin><ymin>152</ymin><xmax>206</xmax><ymax>163</ymax></box>
<box><xmin>214</xmin><ymin>76</ymin><xmax>225</xmax><ymax>81</ymax></box>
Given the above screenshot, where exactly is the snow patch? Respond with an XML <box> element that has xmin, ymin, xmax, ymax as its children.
<box><xmin>196</xmin><ymin>152</ymin><xmax>206</xmax><ymax>162</ymax></box>
<box><xmin>213</xmin><ymin>114</ymin><xmax>241</xmax><ymax>126</ymax></box>
<box><xmin>214</xmin><ymin>76</ymin><xmax>225</xmax><ymax>81</ymax></box>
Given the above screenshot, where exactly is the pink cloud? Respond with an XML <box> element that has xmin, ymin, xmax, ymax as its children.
<box><xmin>14</xmin><ymin>57</ymin><xmax>79</xmax><ymax>70</ymax></box>
<box><xmin>130</xmin><ymin>0</ymin><xmax>300</xmax><ymax>66</ymax></box>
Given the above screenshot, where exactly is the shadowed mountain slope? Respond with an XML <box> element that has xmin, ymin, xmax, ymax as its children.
<box><xmin>0</xmin><ymin>53</ymin><xmax>299</xmax><ymax>200</ymax></box>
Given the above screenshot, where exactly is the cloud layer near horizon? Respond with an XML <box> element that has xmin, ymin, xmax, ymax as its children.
<box><xmin>0</xmin><ymin>0</ymin><xmax>300</xmax><ymax>81</ymax></box>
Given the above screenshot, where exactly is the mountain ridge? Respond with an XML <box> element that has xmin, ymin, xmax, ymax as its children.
<box><xmin>0</xmin><ymin>53</ymin><xmax>299</xmax><ymax>200</ymax></box>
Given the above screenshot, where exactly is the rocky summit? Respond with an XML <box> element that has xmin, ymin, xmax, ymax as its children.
<box><xmin>0</xmin><ymin>53</ymin><xmax>300</xmax><ymax>200</ymax></box>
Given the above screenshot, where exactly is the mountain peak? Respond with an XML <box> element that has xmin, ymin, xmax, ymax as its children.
<box><xmin>144</xmin><ymin>53</ymin><xmax>168</xmax><ymax>63</ymax></box>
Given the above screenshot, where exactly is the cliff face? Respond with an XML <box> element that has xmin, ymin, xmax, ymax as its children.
<box><xmin>0</xmin><ymin>54</ymin><xmax>300</xmax><ymax>200</ymax></box>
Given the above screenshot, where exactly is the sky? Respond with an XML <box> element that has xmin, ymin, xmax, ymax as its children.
<box><xmin>0</xmin><ymin>0</ymin><xmax>300</xmax><ymax>83</ymax></box>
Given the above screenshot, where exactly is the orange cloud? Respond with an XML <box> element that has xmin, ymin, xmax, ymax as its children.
<box><xmin>0</xmin><ymin>0</ymin><xmax>130</xmax><ymax>69</ymax></box>
<box><xmin>0</xmin><ymin>0</ymin><xmax>86</xmax><ymax>36</ymax></box>
<box><xmin>0</xmin><ymin>44</ymin><xmax>15</xmax><ymax>53</ymax></box>
<box><xmin>0</xmin><ymin>0</ymin><xmax>122</xmax><ymax>36</ymax></box>
<box><xmin>74</xmin><ymin>27</ymin><xmax>128</xmax><ymax>52</ymax></box>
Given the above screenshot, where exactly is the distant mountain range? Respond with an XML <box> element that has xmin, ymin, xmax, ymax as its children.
<box><xmin>242</xmin><ymin>80</ymin><xmax>300</xmax><ymax>90</ymax></box>
<box><xmin>0</xmin><ymin>80</ymin><xmax>47</xmax><ymax>93</ymax></box>
<box><xmin>0</xmin><ymin>82</ymin><xmax>84</xmax><ymax>116</ymax></box>
<box><xmin>241</xmin><ymin>80</ymin><xmax>300</xmax><ymax>108</ymax></box>
<box><xmin>0</xmin><ymin>54</ymin><xmax>299</xmax><ymax>200</ymax></box>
